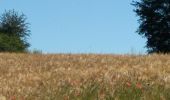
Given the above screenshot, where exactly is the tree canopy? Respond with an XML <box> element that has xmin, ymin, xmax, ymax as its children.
<box><xmin>0</xmin><ymin>10</ymin><xmax>30</xmax><ymax>52</ymax></box>
<box><xmin>132</xmin><ymin>0</ymin><xmax>170</xmax><ymax>53</ymax></box>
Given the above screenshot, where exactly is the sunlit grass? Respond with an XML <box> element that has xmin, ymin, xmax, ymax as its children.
<box><xmin>0</xmin><ymin>53</ymin><xmax>169</xmax><ymax>100</ymax></box>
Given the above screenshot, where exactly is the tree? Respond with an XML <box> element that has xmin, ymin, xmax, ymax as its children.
<box><xmin>0</xmin><ymin>10</ymin><xmax>30</xmax><ymax>52</ymax></box>
<box><xmin>132</xmin><ymin>0</ymin><xmax>170</xmax><ymax>53</ymax></box>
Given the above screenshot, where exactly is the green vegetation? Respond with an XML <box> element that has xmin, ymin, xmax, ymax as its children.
<box><xmin>133</xmin><ymin>0</ymin><xmax>170</xmax><ymax>53</ymax></box>
<box><xmin>0</xmin><ymin>10</ymin><xmax>30</xmax><ymax>52</ymax></box>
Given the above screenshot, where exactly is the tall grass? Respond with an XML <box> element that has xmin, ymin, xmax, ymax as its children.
<box><xmin>0</xmin><ymin>53</ymin><xmax>169</xmax><ymax>100</ymax></box>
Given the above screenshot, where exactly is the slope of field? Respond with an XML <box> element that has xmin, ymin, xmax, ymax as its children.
<box><xmin>0</xmin><ymin>53</ymin><xmax>170</xmax><ymax>100</ymax></box>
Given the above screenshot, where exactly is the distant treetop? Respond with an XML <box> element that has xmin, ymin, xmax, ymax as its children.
<box><xmin>0</xmin><ymin>9</ymin><xmax>31</xmax><ymax>52</ymax></box>
<box><xmin>132</xmin><ymin>0</ymin><xmax>170</xmax><ymax>53</ymax></box>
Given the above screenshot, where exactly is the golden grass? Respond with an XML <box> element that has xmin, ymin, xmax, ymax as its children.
<box><xmin>0</xmin><ymin>53</ymin><xmax>169</xmax><ymax>100</ymax></box>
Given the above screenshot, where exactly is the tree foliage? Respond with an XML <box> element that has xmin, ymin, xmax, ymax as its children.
<box><xmin>0</xmin><ymin>10</ymin><xmax>30</xmax><ymax>52</ymax></box>
<box><xmin>132</xmin><ymin>0</ymin><xmax>170</xmax><ymax>53</ymax></box>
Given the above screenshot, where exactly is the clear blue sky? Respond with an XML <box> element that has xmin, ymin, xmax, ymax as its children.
<box><xmin>0</xmin><ymin>0</ymin><xmax>146</xmax><ymax>54</ymax></box>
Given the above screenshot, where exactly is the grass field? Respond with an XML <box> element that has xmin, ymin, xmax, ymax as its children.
<box><xmin>0</xmin><ymin>53</ymin><xmax>170</xmax><ymax>100</ymax></box>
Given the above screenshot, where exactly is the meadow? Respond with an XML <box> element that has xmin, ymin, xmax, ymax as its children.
<box><xmin>0</xmin><ymin>53</ymin><xmax>169</xmax><ymax>100</ymax></box>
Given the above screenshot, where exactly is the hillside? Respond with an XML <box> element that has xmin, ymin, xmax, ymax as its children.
<box><xmin>0</xmin><ymin>53</ymin><xmax>170</xmax><ymax>100</ymax></box>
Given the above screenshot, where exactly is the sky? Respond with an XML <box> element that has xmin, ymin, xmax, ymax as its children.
<box><xmin>0</xmin><ymin>0</ymin><xmax>146</xmax><ymax>54</ymax></box>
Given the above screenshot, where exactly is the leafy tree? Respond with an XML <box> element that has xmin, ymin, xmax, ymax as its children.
<box><xmin>0</xmin><ymin>10</ymin><xmax>30</xmax><ymax>52</ymax></box>
<box><xmin>132</xmin><ymin>0</ymin><xmax>170</xmax><ymax>53</ymax></box>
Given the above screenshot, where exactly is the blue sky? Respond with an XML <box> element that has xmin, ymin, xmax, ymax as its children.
<box><xmin>0</xmin><ymin>0</ymin><xmax>146</xmax><ymax>54</ymax></box>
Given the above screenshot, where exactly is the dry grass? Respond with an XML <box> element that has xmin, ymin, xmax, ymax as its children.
<box><xmin>0</xmin><ymin>53</ymin><xmax>170</xmax><ymax>100</ymax></box>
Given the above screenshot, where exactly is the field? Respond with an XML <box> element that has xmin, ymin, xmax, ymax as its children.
<box><xmin>0</xmin><ymin>53</ymin><xmax>170</xmax><ymax>100</ymax></box>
